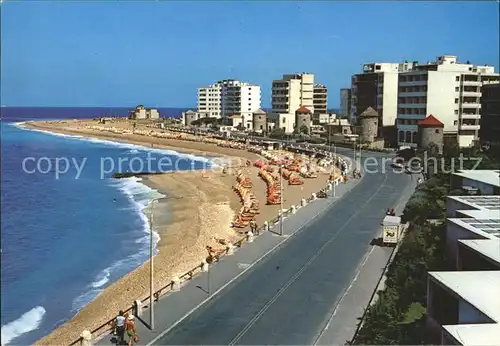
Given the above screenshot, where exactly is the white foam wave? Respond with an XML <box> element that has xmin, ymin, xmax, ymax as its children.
<box><xmin>71</xmin><ymin>177</ymin><xmax>164</xmax><ymax>312</ymax></box>
<box><xmin>127</xmin><ymin>149</ymin><xmax>139</xmax><ymax>154</ymax></box>
<box><xmin>12</xmin><ymin>122</ymin><xmax>213</xmax><ymax>164</ymax></box>
<box><xmin>90</xmin><ymin>268</ymin><xmax>111</xmax><ymax>288</ymax></box>
<box><xmin>1</xmin><ymin>306</ymin><xmax>46</xmax><ymax>345</ymax></box>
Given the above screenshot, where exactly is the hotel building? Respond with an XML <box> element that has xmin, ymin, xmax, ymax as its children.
<box><xmin>339</xmin><ymin>88</ymin><xmax>351</xmax><ymax>118</ymax></box>
<box><xmin>480</xmin><ymin>83</ymin><xmax>500</xmax><ymax>144</ymax></box>
<box><xmin>271</xmin><ymin>73</ymin><xmax>315</xmax><ymax>115</ymax></box>
<box><xmin>396</xmin><ymin>55</ymin><xmax>499</xmax><ymax>148</ymax></box>
<box><xmin>313</xmin><ymin>83</ymin><xmax>328</xmax><ymax>121</ymax></box>
<box><xmin>350</xmin><ymin>61</ymin><xmax>416</xmax><ymax>145</ymax></box>
<box><xmin>197</xmin><ymin>79</ymin><xmax>261</xmax><ymax>125</ymax></box>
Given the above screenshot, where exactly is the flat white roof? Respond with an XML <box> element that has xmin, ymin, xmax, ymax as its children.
<box><xmin>448</xmin><ymin>218</ymin><xmax>500</xmax><ymax>240</ymax></box>
<box><xmin>457</xmin><ymin>209</ymin><xmax>500</xmax><ymax>219</ymax></box>
<box><xmin>459</xmin><ymin>238</ymin><xmax>500</xmax><ymax>265</ymax></box>
<box><xmin>429</xmin><ymin>271</ymin><xmax>500</xmax><ymax>323</ymax></box>
<box><xmin>443</xmin><ymin>324</ymin><xmax>500</xmax><ymax>346</ymax></box>
<box><xmin>448</xmin><ymin>195</ymin><xmax>500</xmax><ymax>211</ymax></box>
<box><xmin>454</xmin><ymin>170</ymin><xmax>500</xmax><ymax>188</ymax></box>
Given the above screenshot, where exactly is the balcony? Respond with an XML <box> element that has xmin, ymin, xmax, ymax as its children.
<box><xmin>459</xmin><ymin>124</ymin><xmax>480</xmax><ymax>131</ymax></box>
<box><xmin>399</xmin><ymin>80</ymin><xmax>427</xmax><ymax>86</ymax></box>
<box><xmin>460</xmin><ymin>113</ymin><xmax>481</xmax><ymax>120</ymax></box>
<box><xmin>398</xmin><ymin>92</ymin><xmax>427</xmax><ymax>97</ymax></box>
<box><xmin>398</xmin><ymin>113</ymin><xmax>425</xmax><ymax>120</ymax></box>
<box><xmin>461</xmin><ymin>80</ymin><xmax>481</xmax><ymax>86</ymax></box>
<box><xmin>398</xmin><ymin>103</ymin><xmax>426</xmax><ymax>108</ymax></box>
<box><xmin>461</xmin><ymin>102</ymin><xmax>481</xmax><ymax>109</ymax></box>
<box><xmin>461</xmin><ymin>91</ymin><xmax>481</xmax><ymax>97</ymax></box>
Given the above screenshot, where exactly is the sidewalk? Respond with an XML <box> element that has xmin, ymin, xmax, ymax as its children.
<box><xmin>95</xmin><ymin>177</ymin><xmax>361</xmax><ymax>345</ymax></box>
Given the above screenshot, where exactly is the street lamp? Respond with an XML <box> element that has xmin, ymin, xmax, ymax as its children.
<box><xmin>148</xmin><ymin>199</ymin><xmax>158</xmax><ymax>330</ymax></box>
<box><xmin>279</xmin><ymin>144</ymin><xmax>284</xmax><ymax>236</ymax></box>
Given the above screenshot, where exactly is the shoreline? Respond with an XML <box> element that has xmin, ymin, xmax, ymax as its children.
<box><xmin>19</xmin><ymin>119</ymin><xmax>337</xmax><ymax>346</ymax></box>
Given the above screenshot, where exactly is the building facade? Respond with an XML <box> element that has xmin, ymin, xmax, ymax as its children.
<box><xmin>351</xmin><ymin>61</ymin><xmax>416</xmax><ymax>146</ymax></box>
<box><xmin>197</xmin><ymin>79</ymin><xmax>261</xmax><ymax>123</ymax></box>
<box><xmin>479</xmin><ymin>83</ymin><xmax>500</xmax><ymax>144</ymax></box>
<box><xmin>397</xmin><ymin>55</ymin><xmax>499</xmax><ymax>148</ymax></box>
<box><xmin>426</xmin><ymin>170</ymin><xmax>500</xmax><ymax>345</ymax></box>
<box><xmin>313</xmin><ymin>84</ymin><xmax>328</xmax><ymax>122</ymax></box>
<box><xmin>271</xmin><ymin>73</ymin><xmax>315</xmax><ymax>115</ymax></box>
<box><xmin>339</xmin><ymin>88</ymin><xmax>351</xmax><ymax>118</ymax></box>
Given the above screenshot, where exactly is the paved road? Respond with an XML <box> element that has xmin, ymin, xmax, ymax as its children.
<box><xmin>151</xmin><ymin>156</ymin><xmax>413</xmax><ymax>345</ymax></box>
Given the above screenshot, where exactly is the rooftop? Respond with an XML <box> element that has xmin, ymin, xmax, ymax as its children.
<box><xmin>454</xmin><ymin>170</ymin><xmax>500</xmax><ymax>188</ymax></box>
<box><xmin>296</xmin><ymin>106</ymin><xmax>312</xmax><ymax>114</ymax></box>
<box><xmin>418</xmin><ymin>114</ymin><xmax>444</xmax><ymax>127</ymax></box>
<box><xmin>359</xmin><ymin>107</ymin><xmax>378</xmax><ymax>118</ymax></box>
<box><xmin>429</xmin><ymin>270</ymin><xmax>500</xmax><ymax>323</ymax></box>
<box><xmin>443</xmin><ymin>324</ymin><xmax>500</xmax><ymax>346</ymax></box>
<box><xmin>459</xmin><ymin>238</ymin><xmax>500</xmax><ymax>266</ymax></box>
<box><xmin>448</xmin><ymin>217</ymin><xmax>500</xmax><ymax>240</ymax></box>
<box><xmin>448</xmin><ymin>195</ymin><xmax>500</xmax><ymax>211</ymax></box>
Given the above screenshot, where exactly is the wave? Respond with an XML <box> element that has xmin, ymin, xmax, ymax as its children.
<box><xmin>12</xmin><ymin>122</ymin><xmax>214</xmax><ymax>165</ymax></box>
<box><xmin>1</xmin><ymin>306</ymin><xmax>46</xmax><ymax>345</ymax></box>
<box><xmin>71</xmin><ymin>176</ymin><xmax>164</xmax><ymax>312</ymax></box>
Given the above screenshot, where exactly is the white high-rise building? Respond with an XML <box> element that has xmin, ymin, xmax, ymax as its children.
<box><xmin>397</xmin><ymin>55</ymin><xmax>499</xmax><ymax>148</ymax></box>
<box><xmin>350</xmin><ymin>61</ymin><xmax>416</xmax><ymax>140</ymax></box>
<box><xmin>271</xmin><ymin>73</ymin><xmax>315</xmax><ymax>115</ymax></box>
<box><xmin>197</xmin><ymin>80</ymin><xmax>261</xmax><ymax>126</ymax></box>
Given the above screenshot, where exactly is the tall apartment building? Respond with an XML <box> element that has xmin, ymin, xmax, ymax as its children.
<box><xmin>351</xmin><ymin>61</ymin><xmax>416</xmax><ymax>145</ymax></box>
<box><xmin>197</xmin><ymin>79</ymin><xmax>261</xmax><ymax>123</ymax></box>
<box><xmin>271</xmin><ymin>73</ymin><xmax>315</xmax><ymax>115</ymax></box>
<box><xmin>479</xmin><ymin>83</ymin><xmax>500</xmax><ymax>144</ymax></box>
<box><xmin>313</xmin><ymin>83</ymin><xmax>328</xmax><ymax>117</ymax></box>
<box><xmin>397</xmin><ymin>55</ymin><xmax>499</xmax><ymax>148</ymax></box>
<box><xmin>339</xmin><ymin>88</ymin><xmax>351</xmax><ymax>118</ymax></box>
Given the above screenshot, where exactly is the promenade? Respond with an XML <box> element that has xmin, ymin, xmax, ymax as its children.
<box><xmin>96</xmin><ymin>150</ymin><xmax>417</xmax><ymax>346</ymax></box>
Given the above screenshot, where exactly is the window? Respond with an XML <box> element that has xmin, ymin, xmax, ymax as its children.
<box><xmin>398</xmin><ymin>130</ymin><xmax>404</xmax><ymax>142</ymax></box>
<box><xmin>282</xmin><ymin>118</ymin><xmax>286</xmax><ymax>124</ymax></box>
<box><xmin>456</xmin><ymin>76</ymin><xmax>460</xmax><ymax>81</ymax></box>
<box><xmin>454</xmin><ymin>120</ymin><xmax>458</xmax><ymax>125</ymax></box>
<box><xmin>260</xmin><ymin>125</ymin><xmax>263</xmax><ymax>130</ymax></box>
<box><xmin>405</xmin><ymin>131</ymin><xmax>411</xmax><ymax>143</ymax></box>
<box><xmin>455</xmin><ymin>98</ymin><xmax>459</xmax><ymax>103</ymax></box>
<box><xmin>455</xmin><ymin>87</ymin><xmax>459</xmax><ymax>92</ymax></box>
<box><xmin>454</xmin><ymin>110</ymin><xmax>458</xmax><ymax>115</ymax></box>
<box><xmin>375</xmin><ymin>65</ymin><xmax>381</xmax><ymax>70</ymax></box>
<box><xmin>435</xmin><ymin>129</ymin><xmax>440</xmax><ymax>134</ymax></box>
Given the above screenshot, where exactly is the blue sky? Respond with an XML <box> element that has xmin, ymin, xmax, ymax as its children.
<box><xmin>1</xmin><ymin>1</ymin><xmax>498</xmax><ymax>108</ymax></box>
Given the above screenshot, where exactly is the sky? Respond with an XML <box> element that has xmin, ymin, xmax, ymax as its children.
<box><xmin>1</xmin><ymin>1</ymin><xmax>499</xmax><ymax>108</ymax></box>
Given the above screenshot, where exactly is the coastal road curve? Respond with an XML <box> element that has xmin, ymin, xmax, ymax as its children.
<box><xmin>151</xmin><ymin>154</ymin><xmax>414</xmax><ymax>345</ymax></box>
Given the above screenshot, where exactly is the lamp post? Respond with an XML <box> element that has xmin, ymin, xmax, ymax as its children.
<box><xmin>148</xmin><ymin>199</ymin><xmax>158</xmax><ymax>330</ymax></box>
<box><xmin>333</xmin><ymin>144</ymin><xmax>337</xmax><ymax>198</ymax></box>
<box><xmin>279</xmin><ymin>144</ymin><xmax>284</xmax><ymax>236</ymax></box>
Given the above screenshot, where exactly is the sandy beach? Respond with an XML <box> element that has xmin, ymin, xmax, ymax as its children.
<box><xmin>26</xmin><ymin>119</ymin><xmax>337</xmax><ymax>345</ymax></box>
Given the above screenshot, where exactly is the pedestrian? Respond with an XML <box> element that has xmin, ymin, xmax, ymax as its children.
<box><xmin>250</xmin><ymin>219</ymin><xmax>257</xmax><ymax>234</ymax></box>
<box><xmin>125</xmin><ymin>314</ymin><xmax>138</xmax><ymax>346</ymax></box>
<box><xmin>115</xmin><ymin>310</ymin><xmax>126</xmax><ymax>345</ymax></box>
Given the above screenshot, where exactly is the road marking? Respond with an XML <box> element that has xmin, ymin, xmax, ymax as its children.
<box><xmin>228</xmin><ymin>174</ymin><xmax>389</xmax><ymax>346</ymax></box>
<box><xmin>237</xmin><ymin>263</ymin><xmax>250</xmax><ymax>269</ymax></box>
<box><xmin>146</xmin><ymin>176</ymin><xmax>363</xmax><ymax>346</ymax></box>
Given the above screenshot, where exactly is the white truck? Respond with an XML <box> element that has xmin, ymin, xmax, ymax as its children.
<box><xmin>382</xmin><ymin>215</ymin><xmax>403</xmax><ymax>246</ymax></box>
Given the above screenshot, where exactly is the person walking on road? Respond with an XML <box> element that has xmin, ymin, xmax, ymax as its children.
<box><xmin>115</xmin><ymin>310</ymin><xmax>126</xmax><ymax>345</ymax></box>
<box><xmin>125</xmin><ymin>314</ymin><xmax>138</xmax><ymax>346</ymax></box>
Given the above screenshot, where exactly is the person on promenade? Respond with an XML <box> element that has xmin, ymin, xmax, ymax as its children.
<box><xmin>115</xmin><ymin>310</ymin><xmax>126</xmax><ymax>345</ymax></box>
<box><xmin>125</xmin><ymin>314</ymin><xmax>138</xmax><ymax>346</ymax></box>
<box><xmin>250</xmin><ymin>218</ymin><xmax>257</xmax><ymax>235</ymax></box>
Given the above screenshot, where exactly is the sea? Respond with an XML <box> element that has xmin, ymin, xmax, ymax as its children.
<box><xmin>0</xmin><ymin>107</ymin><xmax>207</xmax><ymax>345</ymax></box>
